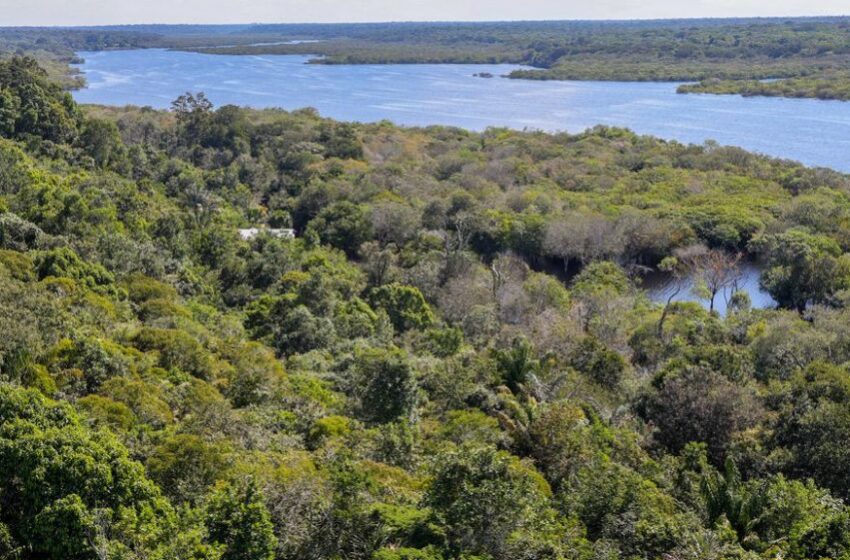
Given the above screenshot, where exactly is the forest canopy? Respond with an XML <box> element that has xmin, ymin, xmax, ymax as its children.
<box><xmin>3</xmin><ymin>57</ymin><xmax>850</xmax><ymax>559</ymax></box>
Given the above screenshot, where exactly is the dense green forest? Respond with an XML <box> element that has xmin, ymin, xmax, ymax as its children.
<box><xmin>9</xmin><ymin>18</ymin><xmax>850</xmax><ymax>99</ymax></box>
<box><xmin>7</xmin><ymin>55</ymin><xmax>850</xmax><ymax>559</ymax></box>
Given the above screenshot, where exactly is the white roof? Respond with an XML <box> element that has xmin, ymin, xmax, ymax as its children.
<box><xmin>239</xmin><ymin>228</ymin><xmax>295</xmax><ymax>241</ymax></box>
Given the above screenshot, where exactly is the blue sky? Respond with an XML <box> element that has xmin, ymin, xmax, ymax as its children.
<box><xmin>2</xmin><ymin>0</ymin><xmax>849</xmax><ymax>26</ymax></box>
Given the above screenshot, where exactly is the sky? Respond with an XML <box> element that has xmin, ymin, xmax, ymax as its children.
<box><xmin>2</xmin><ymin>0</ymin><xmax>849</xmax><ymax>26</ymax></box>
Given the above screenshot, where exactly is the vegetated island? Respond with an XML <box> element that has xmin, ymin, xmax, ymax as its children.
<box><xmin>8</xmin><ymin>17</ymin><xmax>850</xmax><ymax>99</ymax></box>
<box><xmin>5</xmin><ymin>55</ymin><xmax>850</xmax><ymax>559</ymax></box>
<box><xmin>678</xmin><ymin>73</ymin><xmax>850</xmax><ymax>100</ymax></box>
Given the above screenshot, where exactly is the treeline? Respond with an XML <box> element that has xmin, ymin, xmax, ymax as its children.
<box><xmin>7</xmin><ymin>57</ymin><xmax>850</xmax><ymax>559</ymax></box>
<box><xmin>10</xmin><ymin>19</ymin><xmax>850</xmax><ymax>100</ymax></box>
<box><xmin>166</xmin><ymin>18</ymin><xmax>850</xmax><ymax>98</ymax></box>
<box><xmin>678</xmin><ymin>72</ymin><xmax>850</xmax><ymax>100</ymax></box>
<box><xmin>0</xmin><ymin>28</ymin><xmax>154</xmax><ymax>88</ymax></box>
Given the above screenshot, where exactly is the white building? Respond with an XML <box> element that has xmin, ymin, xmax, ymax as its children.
<box><xmin>238</xmin><ymin>227</ymin><xmax>296</xmax><ymax>241</ymax></box>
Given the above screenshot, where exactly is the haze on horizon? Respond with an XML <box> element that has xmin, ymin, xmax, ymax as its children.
<box><xmin>2</xmin><ymin>0</ymin><xmax>849</xmax><ymax>27</ymax></box>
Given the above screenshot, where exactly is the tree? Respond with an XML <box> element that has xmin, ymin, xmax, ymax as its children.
<box><xmin>690</xmin><ymin>448</ymin><xmax>850</xmax><ymax>559</ymax></box>
<box><xmin>370</xmin><ymin>202</ymin><xmax>420</xmax><ymax>247</ymax></box>
<box><xmin>641</xmin><ymin>367</ymin><xmax>761</xmax><ymax>464</ymax></box>
<box><xmin>172</xmin><ymin>92</ymin><xmax>215</xmax><ymax>151</ymax></box>
<box><xmin>753</xmin><ymin>229</ymin><xmax>850</xmax><ymax>311</ymax></box>
<box><xmin>528</xmin><ymin>401</ymin><xmax>594</xmax><ymax>489</ymax></box>
<box><xmin>424</xmin><ymin>445</ymin><xmax>560</xmax><ymax>560</ymax></box>
<box><xmin>0</xmin><ymin>385</ymin><xmax>188</xmax><ymax>559</ymax></box>
<box><xmin>569</xmin><ymin>336</ymin><xmax>626</xmax><ymax>387</ymax></box>
<box><xmin>172</xmin><ymin>92</ymin><xmax>214</xmax><ymax>116</ymax></box>
<box><xmin>654</xmin><ymin>244</ymin><xmax>740</xmax><ymax>333</ymax></box>
<box><xmin>0</xmin><ymin>56</ymin><xmax>79</xmax><ymax>142</ymax></box>
<box><xmin>47</xmin><ymin>336</ymin><xmax>130</xmax><ymax>394</ymax></box>
<box><xmin>543</xmin><ymin>211</ymin><xmax>618</xmax><ymax>272</ymax></box>
<box><xmin>306</xmin><ymin>201</ymin><xmax>373</xmax><ymax>257</ymax></box>
<box><xmin>493</xmin><ymin>336</ymin><xmax>538</xmax><ymax>393</ymax></box>
<box><xmin>571</xmin><ymin>261</ymin><xmax>633</xmax><ymax>341</ymax></box>
<box><xmin>147</xmin><ymin>434</ymin><xmax>228</xmax><ymax>505</ymax></box>
<box><xmin>79</xmin><ymin>117</ymin><xmax>126</xmax><ymax>169</ymax></box>
<box><xmin>352</xmin><ymin>346</ymin><xmax>418</xmax><ymax>425</ymax></box>
<box><xmin>319</xmin><ymin>122</ymin><xmax>363</xmax><ymax>159</ymax></box>
<box><xmin>695</xmin><ymin>249</ymin><xmax>743</xmax><ymax>312</ymax></box>
<box><xmin>33</xmin><ymin>247</ymin><xmax>115</xmax><ymax>292</ymax></box>
<box><xmin>772</xmin><ymin>362</ymin><xmax>850</xmax><ymax>499</ymax></box>
<box><xmin>273</xmin><ymin>303</ymin><xmax>337</xmax><ymax>356</ymax></box>
<box><xmin>205</xmin><ymin>479</ymin><xmax>277</xmax><ymax>560</ymax></box>
<box><xmin>369</xmin><ymin>283</ymin><xmax>435</xmax><ymax>332</ymax></box>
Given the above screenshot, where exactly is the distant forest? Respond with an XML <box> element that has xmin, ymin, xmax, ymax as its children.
<box><xmin>7</xmin><ymin>17</ymin><xmax>850</xmax><ymax>99</ymax></box>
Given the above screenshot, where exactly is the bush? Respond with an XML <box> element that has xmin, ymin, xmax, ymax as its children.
<box><xmin>369</xmin><ymin>283</ymin><xmax>435</xmax><ymax>333</ymax></box>
<box><xmin>353</xmin><ymin>347</ymin><xmax>418</xmax><ymax>425</ymax></box>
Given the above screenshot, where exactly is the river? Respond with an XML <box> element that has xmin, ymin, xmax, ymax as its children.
<box><xmin>73</xmin><ymin>49</ymin><xmax>850</xmax><ymax>172</ymax></box>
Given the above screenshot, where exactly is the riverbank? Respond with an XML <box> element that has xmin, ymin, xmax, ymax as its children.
<box><xmin>678</xmin><ymin>74</ymin><xmax>850</xmax><ymax>101</ymax></box>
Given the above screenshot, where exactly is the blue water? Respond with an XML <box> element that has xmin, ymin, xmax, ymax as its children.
<box><xmin>74</xmin><ymin>49</ymin><xmax>850</xmax><ymax>171</ymax></box>
<box><xmin>642</xmin><ymin>262</ymin><xmax>776</xmax><ymax>314</ymax></box>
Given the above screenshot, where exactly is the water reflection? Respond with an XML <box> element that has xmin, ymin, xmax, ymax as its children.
<box><xmin>641</xmin><ymin>261</ymin><xmax>776</xmax><ymax>314</ymax></box>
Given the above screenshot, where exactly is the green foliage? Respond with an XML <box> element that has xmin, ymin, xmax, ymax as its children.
<box><xmin>0</xmin><ymin>63</ymin><xmax>849</xmax><ymax>560</ymax></box>
<box><xmin>0</xmin><ymin>56</ymin><xmax>79</xmax><ymax>143</ymax></box>
<box><xmin>369</xmin><ymin>283</ymin><xmax>435</xmax><ymax>332</ymax></box>
<box><xmin>570</xmin><ymin>336</ymin><xmax>626</xmax><ymax>387</ymax></box>
<box><xmin>680</xmin><ymin>74</ymin><xmax>850</xmax><ymax>101</ymax></box>
<box><xmin>308</xmin><ymin>415</ymin><xmax>352</xmax><ymax>448</ymax></box>
<box><xmin>222</xmin><ymin>342</ymin><xmax>285</xmax><ymax>408</ymax></box>
<box><xmin>684</xmin><ymin>205</ymin><xmax>764</xmax><ymax>249</ymax></box>
<box><xmin>122</xmin><ymin>273</ymin><xmax>179</xmax><ymax>303</ymax></box>
<box><xmin>204</xmin><ymin>479</ymin><xmax>277</xmax><ymax>560</ymax></box>
<box><xmin>306</xmin><ymin>200</ymin><xmax>373</xmax><ymax>257</ymax></box>
<box><xmin>80</xmin><ymin>117</ymin><xmax>126</xmax><ymax>169</ymax></box>
<box><xmin>641</xmin><ymin>366</ymin><xmax>761</xmax><ymax>464</ymax></box>
<box><xmin>571</xmin><ymin>261</ymin><xmax>632</xmax><ymax>298</ymax></box>
<box><xmin>34</xmin><ymin>247</ymin><xmax>116</xmax><ymax>292</ymax></box>
<box><xmin>132</xmin><ymin>327</ymin><xmax>215</xmax><ymax>379</ymax></box>
<box><xmin>147</xmin><ymin>434</ymin><xmax>229</xmax><ymax>504</ymax></box>
<box><xmin>0</xmin><ymin>249</ymin><xmax>34</xmax><ymax>281</ymax></box>
<box><xmin>76</xmin><ymin>394</ymin><xmax>137</xmax><ymax>432</ymax></box>
<box><xmin>334</xmin><ymin>297</ymin><xmax>380</xmax><ymax>339</ymax></box>
<box><xmin>48</xmin><ymin>336</ymin><xmax>130</xmax><ymax>393</ymax></box>
<box><xmin>253</xmin><ymin>299</ymin><xmax>337</xmax><ymax>356</ymax></box>
<box><xmin>352</xmin><ymin>346</ymin><xmax>419</xmax><ymax>425</ymax></box>
<box><xmin>425</xmin><ymin>445</ymin><xmax>561</xmax><ymax>559</ymax></box>
<box><xmin>563</xmin><ymin>458</ymin><xmax>688</xmax><ymax>557</ymax></box>
<box><xmin>771</xmin><ymin>362</ymin><xmax>850</xmax><ymax>500</ymax></box>
<box><xmin>319</xmin><ymin>122</ymin><xmax>364</xmax><ymax>159</ymax></box>
<box><xmin>420</xmin><ymin>327</ymin><xmax>464</xmax><ymax>357</ymax></box>
<box><xmin>754</xmin><ymin>228</ymin><xmax>850</xmax><ymax>310</ymax></box>
<box><xmin>372</xmin><ymin>546</ymin><xmax>444</xmax><ymax>560</ymax></box>
<box><xmin>145</xmin><ymin>19</ymin><xmax>850</xmax><ymax>102</ymax></box>
<box><xmin>493</xmin><ymin>336</ymin><xmax>538</xmax><ymax>393</ymax></box>
<box><xmin>0</xmin><ymin>385</ymin><xmax>184</xmax><ymax>559</ymax></box>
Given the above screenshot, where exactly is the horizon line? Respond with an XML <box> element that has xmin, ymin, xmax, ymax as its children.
<box><xmin>5</xmin><ymin>14</ymin><xmax>850</xmax><ymax>29</ymax></box>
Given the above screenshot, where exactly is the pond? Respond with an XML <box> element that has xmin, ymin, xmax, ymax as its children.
<box><xmin>73</xmin><ymin>49</ymin><xmax>850</xmax><ymax>172</ymax></box>
<box><xmin>640</xmin><ymin>261</ymin><xmax>776</xmax><ymax>315</ymax></box>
